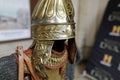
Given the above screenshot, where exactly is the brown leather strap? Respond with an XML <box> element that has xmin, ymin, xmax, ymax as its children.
<box><xmin>17</xmin><ymin>46</ymin><xmax>24</xmax><ymax>80</ymax></box>
<box><xmin>17</xmin><ymin>46</ymin><xmax>42</xmax><ymax>80</ymax></box>
<box><xmin>23</xmin><ymin>53</ymin><xmax>41</xmax><ymax>80</ymax></box>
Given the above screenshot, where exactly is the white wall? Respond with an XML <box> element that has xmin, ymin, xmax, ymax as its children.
<box><xmin>0</xmin><ymin>40</ymin><xmax>33</xmax><ymax>57</ymax></box>
<box><xmin>73</xmin><ymin>0</ymin><xmax>109</xmax><ymax>59</ymax></box>
<box><xmin>0</xmin><ymin>0</ymin><xmax>109</xmax><ymax>59</ymax></box>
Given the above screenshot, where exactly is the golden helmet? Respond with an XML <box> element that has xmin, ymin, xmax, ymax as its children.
<box><xmin>31</xmin><ymin>0</ymin><xmax>76</xmax><ymax>79</ymax></box>
<box><xmin>32</xmin><ymin>0</ymin><xmax>75</xmax><ymax>40</ymax></box>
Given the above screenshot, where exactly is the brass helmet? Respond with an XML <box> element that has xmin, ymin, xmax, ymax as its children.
<box><xmin>32</xmin><ymin>0</ymin><xmax>75</xmax><ymax>40</ymax></box>
<box><xmin>32</xmin><ymin>0</ymin><xmax>76</xmax><ymax>77</ymax></box>
<box><xmin>32</xmin><ymin>0</ymin><xmax>75</xmax><ymax>63</ymax></box>
<box><xmin>32</xmin><ymin>0</ymin><xmax>76</xmax><ymax>62</ymax></box>
<box><xmin>31</xmin><ymin>0</ymin><xmax>76</xmax><ymax>78</ymax></box>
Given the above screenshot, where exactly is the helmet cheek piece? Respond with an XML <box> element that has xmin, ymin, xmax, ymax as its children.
<box><xmin>67</xmin><ymin>38</ymin><xmax>76</xmax><ymax>64</ymax></box>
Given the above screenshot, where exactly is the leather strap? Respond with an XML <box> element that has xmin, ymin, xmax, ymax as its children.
<box><xmin>17</xmin><ymin>46</ymin><xmax>42</xmax><ymax>80</ymax></box>
<box><xmin>17</xmin><ymin>46</ymin><xmax>24</xmax><ymax>80</ymax></box>
<box><xmin>24</xmin><ymin>53</ymin><xmax>40</xmax><ymax>80</ymax></box>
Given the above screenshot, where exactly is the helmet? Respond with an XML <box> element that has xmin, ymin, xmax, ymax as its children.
<box><xmin>31</xmin><ymin>0</ymin><xmax>76</xmax><ymax>79</ymax></box>
<box><xmin>32</xmin><ymin>0</ymin><xmax>75</xmax><ymax>40</ymax></box>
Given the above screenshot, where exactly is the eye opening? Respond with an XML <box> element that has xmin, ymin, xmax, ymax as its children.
<box><xmin>52</xmin><ymin>40</ymin><xmax>65</xmax><ymax>52</ymax></box>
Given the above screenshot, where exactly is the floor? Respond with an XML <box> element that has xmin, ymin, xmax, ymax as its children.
<box><xmin>74</xmin><ymin>62</ymin><xmax>90</xmax><ymax>80</ymax></box>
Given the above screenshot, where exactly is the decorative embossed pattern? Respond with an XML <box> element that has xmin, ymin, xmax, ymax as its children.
<box><xmin>33</xmin><ymin>24</ymin><xmax>75</xmax><ymax>40</ymax></box>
